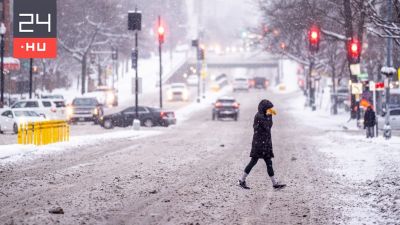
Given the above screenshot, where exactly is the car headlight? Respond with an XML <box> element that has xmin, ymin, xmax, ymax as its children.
<box><xmin>106</xmin><ymin>92</ymin><xmax>115</xmax><ymax>104</ymax></box>
<box><xmin>66</xmin><ymin>107</ymin><xmax>74</xmax><ymax>117</ymax></box>
<box><xmin>167</xmin><ymin>91</ymin><xmax>173</xmax><ymax>100</ymax></box>
<box><xmin>182</xmin><ymin>90</ymin><xmax>189</xmax><ymax>100</ymax></box>
<box><xmin>93</xmin><ymin>108</ymin><xmax>99</xmax><ymax>115</ymax></box>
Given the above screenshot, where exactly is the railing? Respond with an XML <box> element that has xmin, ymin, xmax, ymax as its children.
<box><xmin>17</xmin><ymin>120</ymin><xmax>70</xmax><ymax>145</ymax></box>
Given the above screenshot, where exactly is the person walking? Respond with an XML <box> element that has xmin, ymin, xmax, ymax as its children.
<box><xmin>364</xmin><ymin>106</ymin><xmax>376</xmax><ymax>138</ymax></box>
<box><xmin>238</xmin><ymin>99</ymin><xmax>286</xmax><ymax>190</ymax></box>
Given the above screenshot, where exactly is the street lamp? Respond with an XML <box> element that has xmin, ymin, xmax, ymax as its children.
<box><xmin>0</xmin><ymin>23</ymin><xmax>6</xmax><ymax>108</ymax></box>
<box><xmin>381</xmin><ymin>66</ymin><xmax>396</xmax><ymax>139</ymax></box>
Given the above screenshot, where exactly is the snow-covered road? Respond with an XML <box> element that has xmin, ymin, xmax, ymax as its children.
<box><xmin>0</xmin><ymin>88</ymin><xmax>399</xmax><ymax>225</ymax></box>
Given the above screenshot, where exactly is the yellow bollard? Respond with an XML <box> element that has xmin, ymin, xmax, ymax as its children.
<box><xmin>17</xmin><ymin>124</ymin><xmax>22</xmax><ymax>144</ymax></box>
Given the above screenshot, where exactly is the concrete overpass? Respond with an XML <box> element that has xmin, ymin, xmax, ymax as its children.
<box><xmin>165</xmin><ymin>52</ymin><xmax>281</xmax><ymax>84</ymax></box>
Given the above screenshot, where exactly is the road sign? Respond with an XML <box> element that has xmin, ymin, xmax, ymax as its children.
<box><xmin>398</xmin><ymin>67</ymin><xmax>400</xmax><ymax>82</ymax></box>
<box><xmin>350</xmin><ymin>64</ymin><xmax>361</xmax><ymax>76</ymax></box>
<box><xmin>358</xmin><ymin>73</ymin><xmax>368</xmax><ymax>81</ymax></box>
<box><xmin>351</xmin><ymin>83</ymin><xmax>363</xmax><ymax>94</ymax></box>
<box><xmin>369</xmin><ymin>81</ymin><xmax>375</xmax><ymax>91</ymax></box>
<box><xmin>13</xmin><ymin>0</ymin><xmax>57</xmax><ymax>58</ymax></box>
<box><xmin>375</xmin><ymin>82</ymin><xmax>384</xmax><ymax>91</ymax></box>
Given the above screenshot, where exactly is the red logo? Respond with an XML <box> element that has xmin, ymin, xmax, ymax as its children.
<box><xmin>13</xmin><ymin>38</ymin><xmax>57</xmax><ymax>58</ymax></box>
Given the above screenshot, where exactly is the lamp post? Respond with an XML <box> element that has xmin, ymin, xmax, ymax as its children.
<box><xmin>0</xmin><ymin>23</ymin><xmax>6</xmax><ymax>107</ymax></box>
<box><xmin>381</xmin><ymin>66</ymin><xmax>396</xmax><ymax>139</ymax></box>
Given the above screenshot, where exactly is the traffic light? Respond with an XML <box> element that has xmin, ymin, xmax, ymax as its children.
<box><xmin>131</xmin><ymin>49</ymin><xmax>138</xmax><ymax>69</ymax></box>
<box><xmin>308</xmin><ymin>25</ymin><xmax>320</xmax><ymax>52</ymax></box>
<box><xmin>32</xmin><ymin>66</ymin><xmax>39</xmax><ymax>74</ymax></box>
<box><xmin>158</xmin><ymin>24</ymin><xmax>165</xmax><ymax>44</ymax></box>
<box><xmin>347</xmin><ymin>38</ymin><xmax>361</xmax><ymax>64</ymax></box>
<box><xmin>198</xmin><ymin>47</ymin><xmax>205</xmax><ymax>60</ymax></box>
<box><xmin>112</xmin><ymin>47</ymin><xmax>118</xmax><ymax>60</ymax></box>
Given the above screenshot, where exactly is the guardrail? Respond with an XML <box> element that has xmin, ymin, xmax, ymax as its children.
<box><xmin>17</xmin><ymin>120</ymin><xmax>70</xmax><ymax>145</ymax></box>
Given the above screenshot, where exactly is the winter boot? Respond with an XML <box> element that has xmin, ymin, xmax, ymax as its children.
<box><xmin>273</xmin><ymin>183</ymin><xmax>286</xmax><ymax>190</ymax></box>
<box><xmin>270</xmin><ymin>176</ymin><xmax>286</xmax><ymax>189</ymax></box>
<box><xmin>238</xmin><ymin>180</ymin><xmax>250</xmax><ymax>189</ymax></box>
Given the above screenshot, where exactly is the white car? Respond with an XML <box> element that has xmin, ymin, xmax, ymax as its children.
<box><xmin>0</xmin><ymin>109</ymin><xmax>45</xmax><ymax>134</ymax></box>
<box><xmin>167</xmin><ymin>83</ymin><xmax>189</xmax><ymax>101</ymax></box>
<box><xmin>85</xmin><ymin>86</ymin><xmax>118</xmax><ymax>107</ymax></box>
<box><xmin>233</xmin><ymin>76</ymin><xmax>250</xmax><ymax>92</ymax></box>
<box><xmin>186</xmin><ymin>75</ymin><xmax>199</xmax><ymax>86</ymax></box>
<box><xmin>378</xmin><ymin>108</ymin><xmax>400</xmax><ymax>130</ymax></box>
<box><xmin>11</xmin><ymin>99</ymin><xmax>60</xmax><ymax>120</ymax></box>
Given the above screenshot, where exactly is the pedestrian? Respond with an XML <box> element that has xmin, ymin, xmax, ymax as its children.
<box><xmin>238</xmin><ymin>99</ymin><xmax>286</xmax><ymax>190</ymax></box>
<box><xmin>364</xmin><ymin>105</ymin><xmax>376</xmax><ymax>138</ymax></box>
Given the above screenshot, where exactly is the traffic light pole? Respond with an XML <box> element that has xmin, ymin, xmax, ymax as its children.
<box><xmin>135</xmin><ymin>31</ymin><xmax>139</xmax><ymax>120</ymax></box>
<box><xmin>29</xmin><ymin>58</ymin><xmax>33</xmax><ymax>99</ymax></box>
<box><xmin>196</xmin><ymin>46</ymin><xmax>201</xmax><ymax>103</ymax></box>
<box><xmin>158</xmin><ymin>16</ymin><xmax>163</xmax><ymax>109</ymax></box>
<box><xmin>0</xmin><ymin>33</ymin><xmax>4</xmax><ymax>107</ymax></box>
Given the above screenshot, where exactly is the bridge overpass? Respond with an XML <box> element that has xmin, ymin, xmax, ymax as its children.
<box><xmin>165</xmin><ymin>52</ymin><xmax>282</xmax><ymax>84</ymax></box>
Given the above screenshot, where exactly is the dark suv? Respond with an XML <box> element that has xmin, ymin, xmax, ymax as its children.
<box><xmin>67</xmin><ymin>97</ymin><xmax>104</xmax><ymax>124</ymax></box>
<box><xmin>251</xmin><ymin>77</ymin><xmax>269</xmax><ymax>89</ymax></box>
<box><xmin>99</xmin><ymin>106</ymin><xmax>176</xmax><ymax>129</ymax></box>
<box><xmin>212</xmin><ymin>97</ymin><xmax>240</xmax><ymax>121</ymax></box>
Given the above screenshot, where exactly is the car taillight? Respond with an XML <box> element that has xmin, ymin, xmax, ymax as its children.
<box><xmin>215</xmin><ymin>102</ymin><xmax>222</xmax><ymax>108</ymax></box>
<box><xmin>265</xmin><ymin>80</ymin><xmax>270</xmax><ymax>86</ymax></box>
<box><xmin>51</xmin><ymin>107</ymin><xmax>57</xmax><ymax>113</ymax></box>
<box><xmin>232</xmin><ymin>102</ymin><xmax>240</xmax><ymax>108</ymax></box>
<box><xmin>249</xmin><ymin>80</ymin><xmax>255</xmax><ymax>87</ymax></box>
<box><xmin>160</xmin><ymin>111</ymin><xmax>166</xmax><ymax>117</ymax></box>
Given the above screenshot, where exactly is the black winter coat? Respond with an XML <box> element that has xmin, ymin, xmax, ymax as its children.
<box><xmin>250</xmin><ymin>100</ymin><xmax>274</xmax><ymax>158</ymax></box>
<box><xmin>364</xmin><ymin>108</ymin><xmax>376</xmax><ymax>127</ymax></box>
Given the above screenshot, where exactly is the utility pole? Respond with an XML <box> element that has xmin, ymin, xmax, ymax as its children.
<box><xmin>158</xmin><ymin>16</ymin><xmax>165</xmax><ymax>109</ymax></box>
<box><xmin>29</xmin><ymin>58</ymin><xmax>33</xmax><ymax>99</ymax></box>
<box><xmin>128</xmin><ymin>9</ymin><xmax>142</xmax><ymax>130</ymax></box>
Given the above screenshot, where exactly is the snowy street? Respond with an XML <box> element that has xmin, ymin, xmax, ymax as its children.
<box><xmin>1</xmin><ymin>88</ymin><xmax>399</xmax><ymax>225</ymax></box>
<box><xmin>1</xmin><ymin>0</ymin><xmax>400</xmax><ymax>224</ymax></box>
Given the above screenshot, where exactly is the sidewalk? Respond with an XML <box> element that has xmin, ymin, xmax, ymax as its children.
<box><xmin>286</xmin><ymin>91</ymin><xmax>400</xmax><ymax>224</ymax></box>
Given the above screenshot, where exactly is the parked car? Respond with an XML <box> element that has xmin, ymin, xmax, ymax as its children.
<box><xmin>99</xmin><ymin>106</ymin><xmax>176</xmax><ymax>129</ymax></box>
<box><xmin>0</xmin><ymin>109</ymin><xmax>45</xmax><ymax>134</ymax></box>
<box><xmin>51</xmin><ymin>99</ymin><xmax>67</xmax><ymax>119</ymax></box>
<box><xmin>67</xmin><ymin>97</ymin><xmax>104</xmax><ymax>124</ymax></box>
<box><xmin>86</xmin><ymin>86</ymin><xmax>118</xmax><ymax>107</ymax></box>
<box><xmin>186</xmin><ymin>74</ymin><xmax>199</xmax><ymax>86</ymax></box>
<box><xmin>250</xmin><ymin>76</ymin><xmax>269</xmax><ymax>89</ymax></box>
<box><xmin>379</xmin><ymin>108</ymin><xmax>400</xmax><ymax>130</ymax></box>
<box><xmin>167</xmin><ymin>83</ymin><xmax>189</xmax><ymax>101</ymax></box>
<box><xmin>11</xmin><ymin>99</ymin><xmax>59</xmax><ymax>119</ymax></box>
<box><xmin>212</xmin><ymin>96</ymin><xmax>240</xmax><ymax>121</ymax></box>
<box><xmin>40</xmin><ymin>94</ymin><xmax>64</xmax><ymax>99</ymax></box>
<box><xmin>233</xmin><ymin>76</ymin><xmax>249</xmax><ymax>92</ymax></box>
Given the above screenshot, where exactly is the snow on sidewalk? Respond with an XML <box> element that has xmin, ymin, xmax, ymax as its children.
<box><xmin>287</xmin><ymin>92</ymin><xmax>400</xmax><ymax>224</ymax></box>
<box><xmin>0</xmin><ymin>130</ymin><xmax>161</xmax><ymax>163</ymax></box>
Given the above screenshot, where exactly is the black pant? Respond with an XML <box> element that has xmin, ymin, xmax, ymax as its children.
<box><xmin>244</xmin><ymin>157</ymin><xmax>274</xmax><ymax>177</ymax></box>
<box><xmin>366</xmin><ymin>126</ymin><xmax>374</xmax><ymax>138</ymax></box>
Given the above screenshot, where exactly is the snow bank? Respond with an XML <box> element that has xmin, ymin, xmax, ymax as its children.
<box><xmin>0</xmin><ymin>130</ymin><xmax>161</xmax><ymax>163</ymax></box>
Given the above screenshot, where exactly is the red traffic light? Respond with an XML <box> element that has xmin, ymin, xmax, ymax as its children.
<box><xmin>308</xmin><ymin>25</ymin><xmax>320</xmax><ymax>52</ymax></box>
<box><xmin>158</xmin><ymin>25</ymin><xmax>165</xmax><ymax>43</ymax></box>
<box><xmin>347</xmin><ymin>38</ymin><xmax>361</xmax><ymax>63</ymax></box>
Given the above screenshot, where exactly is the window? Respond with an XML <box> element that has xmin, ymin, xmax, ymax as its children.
<box><xmin>390</xmin><ymin>110</ymin><xmax>400</xmax><ymax>116</ymax></box>
<box><xmin>12</xmin><ymin>102</ymin><xmax>27</xmax><ymax>108</ymax></box>
<box><xmin>1</xmin><ymin>110</ymin><xmax>12</xmax><ymax>118</ymax></box>
<box><xmin>25</xmin><ymin>101</ymin><xmax>39</xmax><ymax>108</ymax></box>
<box><xmin>123</xmin><ymin>107</ymin><xmax>135</xmax><ymax>114</ymax></box>
<box><xmin>72</xmin><ymin>98</ymin><xmax>98</xmax><ymax>106</ymax></box>
<box><xmin>138</xmin><ymin>107</ymin><xmax>147</xmax><ymax>112</ymax></box>
<box><xmin>42</xmin><ymin>101</ymin><xmax>52</xmax><ymax>107</ymax></box>
<box><xmin>53</xmin><ymin>101</ymin><xmax>66</xmax><ymax>108</ymax></box>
